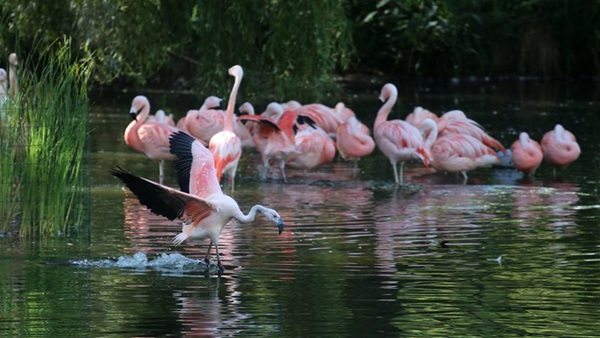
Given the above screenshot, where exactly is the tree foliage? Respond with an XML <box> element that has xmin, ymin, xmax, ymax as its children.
<box><xmin>0</xmin><ymin>1</ymin><xmax>598</xmax><ymax>102</ymax></box>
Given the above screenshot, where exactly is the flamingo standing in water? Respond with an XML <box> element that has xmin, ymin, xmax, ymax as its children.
<box><xmin>541</xmin><ymin>124</ymin><xmax>580</xmax><ymax>171</ymax></box>
<box><xmin>510</xmin><ymin>132</ymin><xmax>543</xmax><ymax>176</ymax></box>
<box><xmin>124</xmin><ymin>95</ymin><xmax>179</xmax><ymax>183</ymax></box>
<box><xmin>287</xmin><ymin>125</ymin><xmax>336</xmax><ymax>171</ymax></box>
<box><xmin>336</xmin><ymin>116</ymin><xmax>375</xmax><ymax>169</ymax></box>
<box><xmin>239</xmin><ymin>108</ymin><xmax>307</xmax><ymax>182</ymax></box>
<box><xmin>436</xmin><ymin>110</ymin><xmax>506</xmax><ymax>154</ymax></box>
<box><xmin>111</xmin><ymin>131</ymin><xmax>284</xmax><ymax>272</ymax></box>
<box><xmin>209</xmin><ymin>65</ymin><xmax>244</xmax><ymax>191</ymax></box>
<box><xmin>421</xmin><ymin>118</ymin><xmax>499</xmax><ymax>184</ymax></box>
<box><xmin>373</xmin><ymin>83</ymin><xmax>429</xmax><ymax>184</ymax></box>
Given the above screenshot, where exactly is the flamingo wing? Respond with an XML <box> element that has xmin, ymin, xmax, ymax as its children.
<box><xmin>169</xmin><ymin>131</ymin><xmax>223</xmax><ymax>197</ymax></box>
<box><xmin>238</xmin><ymin>114</ymin><xmax>281</xmax><ymax>132</ymax></box>
<box><xmin>110</xmin><ymin>166</ymin><xmax>215</xmax><ymax>223</ymax></box>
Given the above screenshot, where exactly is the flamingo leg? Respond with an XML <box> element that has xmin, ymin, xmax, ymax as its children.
<box><xmin>204</xmin><ymin>241</ymin><xmax>213</xmax><ymax>265</ymax></box>
<box><xmin>399</xmin><ymin>162</ymin><xmax>405</xmax><ymax>185</ymax></box>
<box><xmin>391</xmin><ymin>162</ymin><xmax>399</xmax><ymax>184</ymax></box>
<box><xmin>461</xmin><ymin>171</ymin><xmax>468</xmax><ymax>184</ymax></box>
<box><xmin>214</xmin><ymin>243</ymin><xmax>224</xmax><ymax>272</ymax></box>
<box><xmin>279</xmin><ymin>160</ymin><xmax>287</xmax><ymax>183</ymax></box>
<box><xmin>159</xmin><ymin>160</ymin><xmax>165</xmax><ymax>184</ymax></box>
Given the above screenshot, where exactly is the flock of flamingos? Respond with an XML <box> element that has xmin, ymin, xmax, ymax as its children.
<box><xmin>0</xmin><ymin>56</ymin><xmax>583</xmax><ymax>272</ymax></box>
<box><xmin>112</xmin><ymin>64</ymin><xmax>581</xmax><ymax>272</ymax></box>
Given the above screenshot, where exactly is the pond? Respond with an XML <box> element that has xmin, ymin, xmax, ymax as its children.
<box><xmin>2</xmin><ymin>79</ymin><xmax>600</xmax><ymax>336</ymax></box>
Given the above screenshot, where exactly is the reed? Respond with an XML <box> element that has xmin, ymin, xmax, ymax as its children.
<box><xmin>0</xmin><ymin>39</ymin><xmax>92</xmax><ymax>237</ymax></box>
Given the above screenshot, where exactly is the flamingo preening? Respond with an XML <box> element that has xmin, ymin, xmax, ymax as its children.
<box><xmin>124</xmin><ymin>95</ymin><xmax>180</xmax><ymax>184</ymax></box>
<box><xmin>541</xmin><ymin>124</ymin><xmax>580</xmax><ymax>175</ymax></box>
<box><xmin>112</xmin><ymin>131</ymin><xmax>284</xmax><ymax>272</ymax></box>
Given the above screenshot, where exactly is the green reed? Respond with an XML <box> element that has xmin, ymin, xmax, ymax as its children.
<box><xmin>0</xmin><ymin>39</ymin><xmax>92</xmax><ymax>237</ymax></box>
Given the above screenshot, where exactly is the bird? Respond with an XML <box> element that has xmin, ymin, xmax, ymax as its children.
<box><xmin>510</xmin><ymin>132</ymin><xmax>543</xmax><ymax>176</ymax></box>
<box><xmin>293</xmin><ymin>103</ymin><xmax>342</xmax><ymax>138</ymax></box>
<box><xmin>436</xmin><ymin>110</ymin><xmax>506</xmax><ymax>154</ymax></box>
<box><xmin>541</xmin><ymin>124</ymin><xmax>580</xmax><ymax>170</ymax></box>
<box><xmin>124</xmin><ymin>95</ymin><xmax>179</xmax><ymax>184</ymax></box>
<box><xmin>405</xmin><ymin>106</ymin><xmax>438</xmax><ymax>129</ymax></box>
<box><xmin>209</xmin><ymin>65</ymin><xmax>244</xmax><ymax>191</ymax></box>
<box><xmin>431</xmin><ymin>135</ymin><xmax>500</xmax><ymax>183</ymax></box>
<box><xmin>239</xmin><ymin>109</ymin><xmax>309</xmax><ymax>182</ymax></box>
<box><xmin>111</xmin><ymin>130</ymin><xmax>284</xmax><ymax>272</ymax></box>
<box><xmin>335</xmin><ymin>116</ymin><xmax>375</xmax><ymax>169</ymax></box>
<box><xmin>373</xmin><ymin>83</ymin><xmax>429</xmax><ymax>184</ymax></box>
<box><xmin>287</xmin><ymin>124</ymin><xmax>336</xmax><ymax>171</ymax></box>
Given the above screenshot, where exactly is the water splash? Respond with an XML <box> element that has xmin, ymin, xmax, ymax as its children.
<box><xmin>68</xmin><ymin>252</ymin><xmax>218</xmax><ymax>276</ymax></box>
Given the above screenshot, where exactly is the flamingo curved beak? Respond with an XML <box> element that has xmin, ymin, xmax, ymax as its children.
<box><xmin>277</xmin><ymin>219</ymin><xmax>285</xmax><ymax>235</ymax></box>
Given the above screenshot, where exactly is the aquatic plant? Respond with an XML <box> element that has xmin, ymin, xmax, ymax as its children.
<box><xmin>0</xmin><ymin>39</ymin><xmax>92</xmax><ymax>237</ymax></box>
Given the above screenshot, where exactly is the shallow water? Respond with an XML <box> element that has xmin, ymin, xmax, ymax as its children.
<box><xmin>2</xmin><ymin>80</ymin><xmax>600</xmax><ymax>336</ymax></box>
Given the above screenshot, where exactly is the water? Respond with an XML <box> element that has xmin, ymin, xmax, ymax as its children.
<box><xmin>2</xmin><ymin>80</ymin><xmax>600</xmax><ymax>336</ymax></box>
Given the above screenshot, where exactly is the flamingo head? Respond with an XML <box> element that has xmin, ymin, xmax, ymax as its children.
<box><xmin>259</xmin><ymin>206</ymin><xmax>285</xmax><ymax>235</ymax></box>
<box><xmin>228</xmin><ymin>65</ymin><xmax>244</xmax><ymax>79</ymax></box>
<box><xmin>130</xmin><ymin>95</ymin><xmax>149</xmax><ymax>122</ymax></box>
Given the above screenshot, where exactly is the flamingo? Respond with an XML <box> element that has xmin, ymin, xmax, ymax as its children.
<box><xmin>334</xmin><ymin>102</ymin><xmax>356</xmax><ymax>123</ymax></box>
<box><xmin>293</xmin><ymin>103</ymin><xmax>342</xmax><ymax>138</ymax></box>
<box><xmin>176</xmin><ymin>96</ymin><xmax>225</xmax><ymax>136</ymax></box>
<box><xmin>405</xmin><ymin>106</ymin><xmax>438</xmax><ymax>129</ymax></box>
<box><xmin>436</xmin><ymin>110</ymin><xmax>506</xmax><ymax>154</ymax></box>
<box><xmin>541</xmin><ymin>124</ymin><xmax>580</xmax><ymax>170</ymax></box>
<box><xmin>335</xmin><ymin>116</ymin><xmax>375</xmax><ymax>168</ymax></box>
<box><xmin>510</xmin><ymin>132</ymin><xmax>543</xmax><ymax>176</ymax></box>
<box><xmin>209</xmin><ymin>65</ymin><xmax>244</xmax><ymax>191</ymax></box>
<box><xmin>239</xmin><ymin>110</ymin><xmax>306</xmax><ymax>182</ymax></box>
<box><xmin>124</xmin><ymin>95</ymin><xmax>179</xmax><ymax>183</ymax></box>
<box><xmin>8</xmin><ymin>53</ymin><xmax>18</xmax><ymax>100</ymax></box>
<box><xmin>421</xmin><ymin>118</ymin><xmax>499</xmax><ymax>183</ymax></box>
<box><xmin>373</xmin><ymin>83</ymin><xmax>429</xmax><ymax>184</ymax></box>
<box><xmin>111</xmin><ymin>131</ymin><xmax>284</xmax><ymax>272</ymax></box>
<box><xmin>287</xmin><ymin>125</ymin><xmax>336</xmax><ymax>171</ymax></box>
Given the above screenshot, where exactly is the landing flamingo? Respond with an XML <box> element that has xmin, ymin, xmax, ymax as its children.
<box><xmin>510</xmin><ymin>132</ymin><xmax>543</xmax><ymax>176</ymax></box>
<box><xmin>373</xmin><ymin>83</ymin><xmax>429</xmax><ymax>184</ymax></box>
<box><xmin>124</xmin><ymin>95</ymin><xmax>179</xmax><ymax>183</ymax></box>
<box><xmin>111</xmin><ymin>131</ymin><xmax>284</xmax><ymax>272</ymax></box>
<box><xmin>541</xmin><ymin>124</ymin><xmax>580</xmax><ymax>170</ymax></box>
<box><xmin>209</xmin><ymin>65</ymin><xmax>244</xmax><ymax>191</ymax></box>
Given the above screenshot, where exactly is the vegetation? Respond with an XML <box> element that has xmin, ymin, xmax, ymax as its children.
<box><xmin>2</xmin><ymin>1</ymin><xmax>597</xmax><ymax>101</ymax></box>
<box><xmin>0</xmin><ymin>39</ymin><xmax>92</xmax><ymax>237</ymax></box>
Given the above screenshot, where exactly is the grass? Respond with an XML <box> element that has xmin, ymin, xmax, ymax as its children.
<box><xmin>0</xmin><ymin>39</ymin><xmax>92</xmax><ymax>238</ymax></box>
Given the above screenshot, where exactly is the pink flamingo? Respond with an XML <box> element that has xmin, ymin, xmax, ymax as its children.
<box><xmin>239</xmin><ymin>110</ymin><xmax>301</xmax><ymax>182</ymax></box>
<box><xmin>124</xmin><ymin>95</ymin><xmax>179</xmax><ymax>183</ymax></box>
<box><xmin>405</xmin><ymin>106</ymin><xmax>438</xmax><ymax>129</ymax></box>
<box><xmin>287</xmin><ymin>126</ymin><xmax>336</xmax><ymax>171</ymax></box>
<box><xmin>176</xmin><ymin>96</ymin><xmax>224</xmax><ymax>136</ymax></box>
<box><xmin>334</xmin><ymin>102</ymin><xmax>356</xmax><ymax>123</ymax></box>
<box><xmin>336</xmin><ymin>116</ymin><xmax>375</xmax><ymax>168</ymax></box>
<box><xmin>293</xmin><ymin>103</ymin><xmax>342</xmax><ymax>138</ymax></box>
<box><xmin>373</xmin><ymin>83</ymin><xmax>429</xmax><ymax>184</ymax></box>
<box><xmin>510</xmin><ymin>132</ymin><xmax>543</xmax><ymax>176</ymax></box>
<box><xmin>111</xmin><ymin>131</ymin><xmax>284</xmax><ymax>272</ymax></box>
<box><xmin>541</xmin><ymin>124</ymin><xmax>580</xmax><ymax>170</ymax></box>
<box><xmin>421</xmin><ymin>117</ymin><xmax>499</xmax><ymax>183</ymax></box>
<box><xmin>436</xmin><ymin>110</ymin><xmax>506</xmax><ymax>154</ymax></box>
<box><xmin>209</xmin><ymin>65</ymin><xmax>244</xmax><ymax>191</ymax></box>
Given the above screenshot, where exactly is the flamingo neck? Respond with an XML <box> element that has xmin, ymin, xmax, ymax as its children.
<box><xmin>235</xmin><ymin>205</ymin><xmax>264</xmax><ymax>223</ymax></box>
<box><xmin>375</xmin><ymin>85</ymin><xmax>397</xmax><ymax>128</ymax></box>
<box><xmin>420</xmin><ymin>118</ymin><xmax>438</xmax><ymax>150</ymax></box>
<box><xmin>224</xmin><ymin>70</ymin><xmax>243</xmax><ymax>132</ymax></box>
